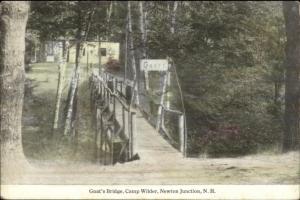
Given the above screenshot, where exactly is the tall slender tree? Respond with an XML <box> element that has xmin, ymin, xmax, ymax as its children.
<box><xmin>170</xmin><ymin>1</ymin><xmax>178</xmax><ymax>34</ymax></box>
<box><xmin>282</xmin><ymin>1</ymin><xmax>300</xmax><ymax>151</ymax></box>
<box><xmin>128</xmin><ymin>1</ymin><xmax>139</xmax><ymax>106</ymax></box>
<box><xmin>0</xmin><ymin>1</ymin><xmax>30</xmax><ymax>181</ymax></box>
<box><xmin>139</xmin><ymin>1</ymin><xmax>147</xmax><ymax>59</ymax></box>
<box><xmin>64</xmin><ymin>2</ymin><xmax>83</xmax><ymax>136</ymax></box>
<box><xmin>166</xmin><ymin>1</ymin><xmax>178</xmax><ymax>109</ymax></box>
<box><xmin>138</xmin><ymin>1</ymin><xmax>151</xmax><ymax>114</ymax></box>
<box><xmin>64</xmin><ymin>2</ymin><xmax>95</xmax><ymax>136</ymax></box>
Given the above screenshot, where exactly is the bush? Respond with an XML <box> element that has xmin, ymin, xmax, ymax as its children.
<box><xmin>105</xmin><ymin>57</ymin><xmax>121</xmax><ymax>72</ymax></box>
<box><xmin>178</xmin><ymin>65</ymin><xmax>284</xmax><ymax>157</ymax></box>
<box><xmin>200</xmin><ymin>124</ymin><xmax>258</xmax><ymax>157</ymax></box>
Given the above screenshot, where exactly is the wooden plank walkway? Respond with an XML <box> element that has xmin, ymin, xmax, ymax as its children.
<box><xmin>114</xmin><ymin>101</ymin><xmax>183</xmax><ymax>165</ymax></box>
<box><xmin>102</xmin><ymin>70</ymin><xmax>184</xmax><ymax>164</ymax></box>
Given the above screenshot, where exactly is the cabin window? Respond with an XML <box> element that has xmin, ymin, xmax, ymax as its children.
<box><xmin>100</xmin><ymin>48</ymin><xmax>106</xmax><ymax>56</ymax></box>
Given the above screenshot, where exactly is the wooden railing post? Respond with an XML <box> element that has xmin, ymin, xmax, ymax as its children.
<box><xmin>95</xmin><ymin>108</ymin><xmax>100</xmax><ymax>162</ymax></box>
<box><xmin>128</xmin><ymin>111</ymin><xmax>133</xmax><ymax>158</ymax></box>
<box><xmin>125</xmin><ymin>85</ymin><xmax>132</xmax><ymax>104</ymax></box>
<box><xmin>127</xmin><ymin>111</ymin><xmax>136</xmax><ymax>160</ymax></box>
<box><xmin>120</xmin><ymin>81</ymin><xmax>123</xmax><ymax>96</ymax></box>
<box><xmin>110</xmin><ymin>130</ymin><xmax>114</xmax><ymax>165</ymax></box>
<box><xmin>161</xmin><ymin>107</ymin><xmax>165</xmax><ymax>130</ymax></box>
<box><xmin>99</xmin><ymin>113</ymin><xmax>103</xmax><ymax>164</ymax></box>
<box><xmin>131</xmin><ymin>112</ymin><xmax>136</xmax><ymax>158</ymax></box>
<box><xmin>179</xmin><ymin>114</ymin><xmax>184</xmax><ymax>154</ymax></box>
<box><xmin>156</xmin><ymin>71</ymin><xmax>168</xmax><ymax>130</ymax></box>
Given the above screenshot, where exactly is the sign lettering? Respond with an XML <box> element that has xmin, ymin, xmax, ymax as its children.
<box><xmin>140</xmin><ymin>59</ymin><xmax>169</xmax><ymax>71</ymax></box>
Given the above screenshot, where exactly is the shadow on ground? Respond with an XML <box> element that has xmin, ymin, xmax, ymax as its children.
<box><xmin>22</xmin><ymin>62</ymin><xmax>96</xmax><ymax>163</ymax></box>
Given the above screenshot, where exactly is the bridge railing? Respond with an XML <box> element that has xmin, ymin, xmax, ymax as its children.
<box><xmin>89</xmin><ymin>72</ymin><xmax>137</xmax><ymax>165</ymax></box>
<box><xmin>159</xmin><ymin>105</ymin><xmax>186</xmax><ymax>156</ymax></box>
<box><xmin>102</xmin><ymin>71</ymin><xmax>134</xmax><ymax>104</ymax></box>
<box><xmin>99</xmin><ymin>71</ymin><xmax>187</xmax><ymax>157</ymax></box>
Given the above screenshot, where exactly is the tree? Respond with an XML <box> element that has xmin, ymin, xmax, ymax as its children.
<box><xmin>282</xmin><ymin>1</ymin><xmax>300</xmax><ymax>151</ymax></box>
<box><xmin>63</xmin><ymin>2</ymin><xmax>95</xmax><ymax>136</ymax></box>
<box><xmin>142</xmin><ymin>1</ymin><xmax>287</xmax><ymax>155</ymax></box>
<box><xmin>139</xmin><ymin>1</ymin><xmax>147</xmax><ymax>59</ymax></box>
<box><xmin>28</xmin><ymin>2</ymin><xmax>74</xmax><ymax>62</ymax></box>
<box><xmin>170</xmin><ymin>1</ymin><xmax>178</xmax><ymax>34</ymax></box>
<box><xmin>127</xmin><ymin>1</ymin><xmax>139</xmax><ymax>106</ymax></box>
<box><xmin>166</xmin><ymin>1</ymin><xmax>178</xmax><ymax>109</ymax></box>
<box><xmin>52</xmin><ymin>41</ymin><xmax>69</xmax><ymax>132</ymax></box>
<box><xmin>0</xmin><ymin>1</ymin><xmax>30</xmax><ymax>181</ymax></box>
<box><xmin>63</xmin><ymin>1</ymin><xmax>83</xmax><ymax>136</ymax></box>
<box><xmin>138</xmin><ymin>1</ymin><xmax>151</xmax><ymax>114</ymax></box>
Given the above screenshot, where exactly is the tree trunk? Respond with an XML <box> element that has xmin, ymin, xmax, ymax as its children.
<box><xmin>124</xmin><ymin>11</ymin><xmax>129</xmax><ymax>80</ymax></box>
<box><xmin>274</xmin><ymin>81</ymin><xmax>281</xmax><ymax>114</ymax></box>
<box><xmin>170</xmin><ymin>1</ymin><xmax>178</xmax><ymax>34</ymax></box>
<box><xmin>64</xmin><ymin>4</ymin><xmax>94</xmax><ymax>136</ymax></box>
<box><xmin>62</xmin><ymin>40</ymin><xmax>66</xmax><ymax>58</ymax></box>
<box><xmin>282</xmin><ymin>1</ymin><xmax>300</xmax><ymax>151</ymax></box>
<box><xmin>106</xmin><ymin>1</ymin><xmax>113</xmax><ymax>41</ymax></box>
<box><xmin>64</xmin><ymin>4</ymin><xmax>82</xmax><ymax>136</ymax></box>
<box><xmin>139</xmin><ymin>1</ymin><xmax>146</xmax><ymax>59</ymax></box>
<box><xmin>0</xmin><ymin>1</ymin><xmax>30</xmax><ymax>182</ymax></box>
<box><xmin>274</xmin><ymin>82</ymin><xmax>279</xmax><ymax>105</ymax></box>
<box><xmin>138</xmin><ymin>1</ymin><xmax>151</xmax><ymax>115</ymax></box>
<box><xmin>98</xmin><ymin>33</ymin><xmax>102</xmax><ymax>73</ymax></box>
<box><xmin>53</xmin><ymin>42</ymin><xmax>69</xmax><ymax>133</ymax></box>
<box><xmin>165</xmin><ymin>1</ymin><xmax>178</xmax><ymax>109</ymax></box>
<box><xmin>128</xmin><ymin>1</ymin><xmax>139</xmax><ymax>106</ymax></box>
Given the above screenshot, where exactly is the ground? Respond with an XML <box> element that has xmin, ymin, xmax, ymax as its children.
<box><xmin>8</xmin><ymin>151</ymin><xmax>300</xmax><ymax>184</ymax></box>
<box><xmin>11</xmin><ymin>62</ymin><xmax>300</xmax><ymax>185</ymax></box>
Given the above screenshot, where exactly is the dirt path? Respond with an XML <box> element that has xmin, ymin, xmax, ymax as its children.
<box><xmin>2</xmin><ymin>150</ymin><xmax>295</xmax><ymax>185</ymax></box>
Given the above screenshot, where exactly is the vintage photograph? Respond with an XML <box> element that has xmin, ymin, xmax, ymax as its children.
<box><xmin>0</xmin><ymin>1</ymin><xmax>299</xmax><ymax>199</ymax></box>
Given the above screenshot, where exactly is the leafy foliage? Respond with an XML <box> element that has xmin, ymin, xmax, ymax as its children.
<box><xmin>25</xmin><ymin>1</ymin><xmax>287</xmax><ymax>157</ymax></box>
<box><xmin>140</xmin><ymin>1</ymin><xmax>286</xmax><ymax>156</ymax></box>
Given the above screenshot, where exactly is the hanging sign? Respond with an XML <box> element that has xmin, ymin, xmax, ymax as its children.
<box><xmin>140</xmin><ymin>59</ymin><xmax>169</xmax><ymax>71</ymax></box>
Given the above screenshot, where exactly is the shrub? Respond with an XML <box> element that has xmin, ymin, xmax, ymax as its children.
<box><xmin>105</xmin><ymin>57</ymin><xmax>121</xmax><ymax>72</ymax></box>
<box><xmin>200</xmin><ymin>124</ymin><xmax>258</xmax><ymax>157</ymax></box>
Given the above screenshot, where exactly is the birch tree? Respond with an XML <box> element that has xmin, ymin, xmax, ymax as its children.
<box><xmin>138</xmin><ymin>1</ymin><xmax>151</xmax><ymax>114</ymax></box>
<box><xmin>64</xmin><ymin>2</ymin><xmax>83</xmax><ymax>136</ymax></box>
<box><xmin>139</xmin><ymin>1</ymin><xmax>147</xmax><ymax>59</ymax></box>
<box><xmin>128</xmin><ymin>1</ymin><xmax>139</xmax><ymax>106</ymax></box>
<box><xmin>106</xmin><ymin>1</ymin><xmax>113</xmax><ymax>41</ymax></box>
<box><xmin>64</xmin><ymin>3</ymin><xmax>94</xmax><ymax>136</ymax></box>
<box><xmin>53</xmin><ymin>41</ymin><xmax>69</xmax><ymax>132</ymax></box>
<box><xmin>170</xmin><ymin>1</ymin><xmax>178</xmax><ymax>34</ymax></box>
<box><xmin>165</xmin><ymin>1</ymin><xmax>178</xmax><ymax>109</ymax></box>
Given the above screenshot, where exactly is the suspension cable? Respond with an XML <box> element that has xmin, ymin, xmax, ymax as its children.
<box><xmin>169</xmin><ymin>57</ymin><xmax>188</xmax><ymax>157</ymax></box>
